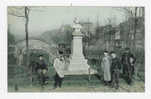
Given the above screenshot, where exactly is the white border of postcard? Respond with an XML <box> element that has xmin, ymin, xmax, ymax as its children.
<box><xmin>0</xmin><ymin>0</ymin><xmax>151</xmax><ymax>99</ymax></box>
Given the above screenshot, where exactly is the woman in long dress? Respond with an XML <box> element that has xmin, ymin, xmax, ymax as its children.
<box><xmin>101</xmin><ymin>51</ymin><xmax>111</xmax><ymax>85</ymax></box>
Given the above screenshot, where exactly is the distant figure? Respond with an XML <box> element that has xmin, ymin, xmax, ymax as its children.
<box><xmin>36</xmin><ymin>55</ymin><xmax>48</xmax><ymax>86</ymax></box>
<box><xmin>110</xmin><ymin>52</ymin><xmax>121</xmax><ymax>89</ymax></box>
<box><xmin>121</xmin><ymin>48</ymin><xmax>136</xmax><ymax>85</ymax></box>
<box><xmin>101</xmin><ymin>51</ymin><xmax>111</xmax><ymax>86</ymax></box>
<box><xmin>18</xmin><ymin>50</ymin><xmax>23</xmax><ymax>65</ymax></box>
<box><xmin>64</xmin><ymin>55</ymin><xmax>70</xmax><ymax>71</ymax></box>
<box><xmin>53</xmin><ymin>55</ymin><xmax>65</xmax><ymax>89</ymax></box>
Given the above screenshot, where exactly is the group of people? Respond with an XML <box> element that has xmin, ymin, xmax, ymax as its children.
<box><xmin>33</xmin><ymin>48</ymin><xmax>136</xmax><ymax>89</ymax></box>
<box><xmin>101</xmin><ymin>48</ymin><xmax>136</xmax><ymax>89</ymax></box>
<box><xmin>33</xmin><ymin>53</ymin><xmax>66</xmax><ymax>88</ymax></box>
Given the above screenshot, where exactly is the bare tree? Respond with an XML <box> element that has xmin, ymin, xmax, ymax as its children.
<box><xmin>8</xmin><ymin>6</ymin><xmax>46</xmax><ymax>64</ymax></box>
<box><xmin>116</xmin><ymin>7</ymin><xmax>142</xmax><ymax>50</ymax></box>
<box><xmin>104</xmin><ymin>16</ymin><xmax>117</xmax><ymax>51</ymax></box>
<box><xmin>8</xmin><ymin>6</ymin><xmax>30</xmax><ymax>67</ymax></box>
<box><xmin>8</xmin><ymin>6</ymin><xmax>32</xmax><ymax>86</ymax></box>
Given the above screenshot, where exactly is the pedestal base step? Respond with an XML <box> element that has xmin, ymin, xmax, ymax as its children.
<box><xmin>63</xmin><ymin>68</ymin><xmax>98</xmax><ymax>75</ymax></box>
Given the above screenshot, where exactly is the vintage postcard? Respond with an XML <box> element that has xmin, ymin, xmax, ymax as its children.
<box><xmin>7</xmin><ymin>6</ymin><xmax>145</xmax><ymax>92</ymax></box>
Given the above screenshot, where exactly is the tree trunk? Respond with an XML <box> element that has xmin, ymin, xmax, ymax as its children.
<box><xmin>25</xmin><ymin>7</ymin><xmax>32</xmax><ymax>86</ymax></box>
<box><xmin>133</xmin><ymin>7</ymin><xmax>138</xmax><ymax>51</ymax></box>
<box><xmin>25</xmin><ymin>7</ymin><xmax>29</xmax><ymax>67</ymax></box>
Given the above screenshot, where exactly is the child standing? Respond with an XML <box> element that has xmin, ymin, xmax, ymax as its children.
<box><xmin>110</xmin><ymin>52</ymin><xmax>121</xmax><ymax>89</ymax></box>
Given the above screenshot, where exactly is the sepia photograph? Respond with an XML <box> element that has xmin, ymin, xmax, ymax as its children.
<box><xmin>7</xmin><ymin>6</ymin><xmax>145</xmax><ymax>92</ymax></box>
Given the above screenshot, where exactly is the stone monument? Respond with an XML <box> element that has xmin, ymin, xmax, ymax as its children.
<box><xmin>64</xmin><ymin>17</ymin><xmax>97</xmax><ymax>75</ymax></box>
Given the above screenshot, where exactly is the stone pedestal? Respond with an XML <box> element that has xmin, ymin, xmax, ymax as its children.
<box><xmin>68</xmin><ymin>32</ymin><xmax>90</xmax><ymax>73</ymax></box>
<box><xmin>64</xmin><ymin>18</ymin><xmax>97</xmax><ymax>75</ymax></box>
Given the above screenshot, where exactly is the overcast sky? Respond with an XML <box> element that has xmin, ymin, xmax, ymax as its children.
<box><xmin>8</xmin><ymin>6</ymin><xmax>127</xmax><ymax>36</ymax></box>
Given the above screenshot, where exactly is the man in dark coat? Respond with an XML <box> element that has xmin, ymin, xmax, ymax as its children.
<box><xmin>36</xmin><ymin>55</ymin><xmax>48</xmax><ymax>86</ymax></box>
<box><xmin>111</xmin><ymin>52</ymin><xmax>121</xmax><ymax>89</ymax></box>
<box><xmin>121</xmin><ymin>48</ymin><xmax>136</xmax><ymax>85</ymax></box>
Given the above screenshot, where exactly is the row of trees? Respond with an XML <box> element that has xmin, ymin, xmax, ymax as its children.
<box><xmin>84</xmin><ymin>7</ymin><xmax>145</xmax><ymax>53</ymax></box>
<box><xmin>120</xmin><ymin>7</ymin><xmax>144</xmax><ymax>51</ymax></box>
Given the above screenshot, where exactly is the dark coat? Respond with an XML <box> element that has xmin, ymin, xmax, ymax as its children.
<box><xmin>111</xmin><ymin>57</ymin><xmax>121</xmax><ymax>72</ymax></box>
<box><xmin>36</xmin><ymin>59</ymin><xmax>47</xmax><ymax>70</ymax></box>
<box><xmin>121</xmin><ymin>52</ymin><xmax>136</xmax><ymax>66</ymax></box>
<box><xmin>121</xmin><ymin>52</ymin><xmax>136</xmax><ymax>75</ymax></box>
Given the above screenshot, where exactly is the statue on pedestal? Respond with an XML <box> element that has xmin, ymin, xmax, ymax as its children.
<box><xmin>63</xmin><ymin>17</ymin><xmax>97</xmax><ymax>75</ymax></box>
<box><xmin>72</xmin><ymin>17</ymin><xmax>83</xmax><ymax>35</ymax></box>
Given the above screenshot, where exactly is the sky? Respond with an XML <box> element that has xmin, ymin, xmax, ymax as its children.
<box><xmin>8</xmin><ymin>6</ymin><xmax>127</xmax><ymax>36</ymax></box>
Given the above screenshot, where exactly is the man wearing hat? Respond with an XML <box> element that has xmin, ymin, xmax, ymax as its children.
<box><xmin>121</xmin><ymin>48</ymin><xmax>136</xmax><ymax>85</ymax></box>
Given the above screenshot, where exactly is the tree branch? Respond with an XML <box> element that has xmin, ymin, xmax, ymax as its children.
<box><xmin>8</xmin><ymin>12</ymin><xmax>25</xmax><ymax>18</ymax></box>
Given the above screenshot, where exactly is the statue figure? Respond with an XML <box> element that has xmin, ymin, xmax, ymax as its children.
<box><xmin>72</xmin><ymin>17</ymin><xmax>82</xmax><ymax>33</ymax></box>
